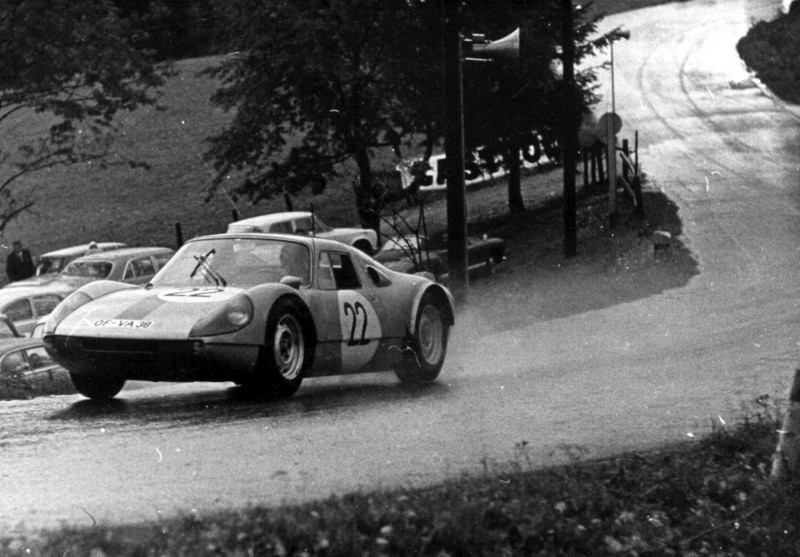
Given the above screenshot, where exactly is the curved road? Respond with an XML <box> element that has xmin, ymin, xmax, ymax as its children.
<box><xmin>2</xmin><ymin>0</ymin><xmax>799</xmax><ymax>531</ymax></box>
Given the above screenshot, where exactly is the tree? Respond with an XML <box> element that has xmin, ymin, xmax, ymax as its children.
<box><xmin>0</xmin><ymin>0</ymin><xmax>165</xmax><ymax>233</ymax></box>
<box><xmin>460</xmin><ymin>0</ymin><xmax>608</xmax><ymax>215</ymax></box>
<box><xmin>204</xmin><ymin>0</ymin><xmax>440</xmax><ymax>236</ymax></box>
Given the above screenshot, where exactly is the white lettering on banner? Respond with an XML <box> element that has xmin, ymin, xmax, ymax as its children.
<box><xmin>396</xmin><ymin>131</ymin><xmax>554</xmax><ymax>192</ymax></box>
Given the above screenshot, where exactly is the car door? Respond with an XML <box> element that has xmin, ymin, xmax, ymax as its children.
<box><xmin>22</xmin><ymin>345</ymin><xmax>62</xmax><ymax>384</ymax></box>
<box><xmin>304</xmin><ymin>249</ymin><xmax>388</xmax><ymax>374</ymax></box>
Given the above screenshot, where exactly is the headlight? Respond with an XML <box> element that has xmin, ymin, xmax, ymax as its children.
<box><xmin>189</xmin><ymin>294</ymin><xmax>254</xmax><ymax>337</ymax></box>
<box><xmin>44</xmin><ymin>290</ymin><xmax>93</xmax><ymax>335</ymax></box>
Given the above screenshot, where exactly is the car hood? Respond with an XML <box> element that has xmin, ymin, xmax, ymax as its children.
<box><xmin>52</xmin><ymin>285</ymin><xmax>247</xmax><ymax>340</ymax></box>
<box><xmin>6</xmin><ymin>275</ymin><xmax>58</xmax><ymax>288</ymax></box>
<box><xmin>319</xmin><ymin>227</ymin><xmax>373</xmax><ymax>240</ymax></box>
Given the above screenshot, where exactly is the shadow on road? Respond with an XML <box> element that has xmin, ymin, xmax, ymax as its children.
<box><xmin>47</xmin><ymin>376</ymin><xmax>451</xmax><ymax>429</ymax></box>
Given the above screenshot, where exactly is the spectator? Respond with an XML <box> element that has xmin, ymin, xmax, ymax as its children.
<box><xmin>5</xmin><ymin>240</ymin><xmax>35</xmax><ymax>283</ymax></box>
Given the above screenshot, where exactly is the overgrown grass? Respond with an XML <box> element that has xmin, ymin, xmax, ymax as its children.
<box><xmin>2</xmin><ymin>396</ymin><xmax>796</xmax><ymax>556</ymax></box>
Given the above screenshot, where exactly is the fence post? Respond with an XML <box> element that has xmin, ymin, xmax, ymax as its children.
<box><xmin>175</xmin><ymin>223</ymin><xmax>183</xmax><ymax>248</ymax></box>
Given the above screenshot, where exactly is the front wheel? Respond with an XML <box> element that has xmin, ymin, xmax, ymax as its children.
<box><xmin>246</xmin><ymin>298</ymin><xmax>310</xmax><ymax>398</ymax></box>
<box><xmin>396</xmin><ymin>294</ymin><xmax>449</xmax><ymax>384</ymax></box>
<box><xmin>70</xmin><ymin>371</ymin><xmax>126</xmax><ymax>400</ymax></box>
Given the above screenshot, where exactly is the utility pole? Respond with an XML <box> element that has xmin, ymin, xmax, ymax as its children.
<box><xmin>561</xmin><ymin>0</ymin><xmax>577</xmax><ymax>257</ymax></box>
<box><xmin>441</xmin><ymin>0</ymin><xmax>468</xmax><ymax>301</ymax></box>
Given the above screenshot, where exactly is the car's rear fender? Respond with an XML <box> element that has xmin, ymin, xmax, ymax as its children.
<box><xmin>408</xmin><ymin>284</ymin><xmax>455</xmax><ymax>335</ymax></box>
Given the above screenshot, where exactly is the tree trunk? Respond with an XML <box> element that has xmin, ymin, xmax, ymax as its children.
<box><xmin>353</xmin><ymin>147</ymin><xmax>381</xmax><ymax>239</ymax></box>
<box><xmin>505</xmin><ymin>137</ymin><xmax>525</xmax><ymax>215</ymax></box>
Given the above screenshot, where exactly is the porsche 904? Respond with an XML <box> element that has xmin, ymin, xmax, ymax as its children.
<box><xmin>43</xmin><ymin>234</ymin><xmax>455</xmax><ymax>400</ymax></box>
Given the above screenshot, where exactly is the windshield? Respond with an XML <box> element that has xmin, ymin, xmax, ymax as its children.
<box><xmin>36</xmin><ymin>256</ymin><xmax>65</xmax><ymax>276</ymax></box>
<box><xmin>62</xmin><ymin>260</ymin><xmax>113</xmax><ymax>279</ymax></box>
<box><xmin>152</xmin><ymin>238</ymin><xmax>311</xmax><ymax>287</ymax></box>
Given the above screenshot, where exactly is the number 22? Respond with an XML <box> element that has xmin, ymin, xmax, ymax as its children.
<box><xmin>343</xmin><ymin>302</ymin><xmax>369</xmax><ymax>346</ymax></box>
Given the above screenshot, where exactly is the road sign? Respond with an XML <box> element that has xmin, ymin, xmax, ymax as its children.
<box><xmin>598</xmin><ymin>112</ymin><xmax>623</xmax><ymax>136</ymax></box>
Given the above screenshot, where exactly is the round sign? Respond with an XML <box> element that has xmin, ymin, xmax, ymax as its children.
<box><xmin>597</xmin><ymin>112</ymin><xmax>623</xmax><ymax>136</ymax></box>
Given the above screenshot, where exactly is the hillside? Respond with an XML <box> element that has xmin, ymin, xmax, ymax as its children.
<box><xmin>1</xmin><ymin>57</ymin><xmax>371</xmax><ymax>269</ymax></box>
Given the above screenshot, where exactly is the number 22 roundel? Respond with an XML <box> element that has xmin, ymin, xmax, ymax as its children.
<box><xmin>337</xmin><ymin>291</ymin><xmax>382</xmax><ymax>370</ymax></box>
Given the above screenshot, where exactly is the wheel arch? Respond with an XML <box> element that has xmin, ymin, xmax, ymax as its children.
<box><xmin>266</xmin><ymin>293</ymin><xmax>318</xmax><ymax>368</ymax></box>
<box><xmin>408</xmin><ymin>284</ymin><xmax>454</xmax><ymax>335</ymax></box>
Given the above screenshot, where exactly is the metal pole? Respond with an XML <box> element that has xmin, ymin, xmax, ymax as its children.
<box><xmin>607</xmin><ymin>39</ymin><xmax>618</xmax><ymax>228</ymax></box>
<box><xmin>442</xmin><ymin>0</ymin><xmax>468</xmax><ymax>301</ymax></box>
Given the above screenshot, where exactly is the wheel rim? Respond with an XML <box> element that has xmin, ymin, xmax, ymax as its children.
<box><xmin>272</xmin><ymin>314</ymin><xmax>304</xmax><ymax>380</ymax></box>
<box><xmin>418</xmin><ymin>305</ymin><xmax>444</xmax><ymax>365</ymax></box>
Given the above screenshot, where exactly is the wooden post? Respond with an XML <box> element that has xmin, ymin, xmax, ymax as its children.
<box><xmin>174</xmin><ymin>223</ymin><xmax>183</xmax><ymax>248</ymax></box>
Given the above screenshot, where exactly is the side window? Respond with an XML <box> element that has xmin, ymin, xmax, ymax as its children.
<box><xmin>32</xmin><ymin>295</ymin><xmax>62</xmax><ymax>316</ymax></box>
<box><xmin>271</xmin><ymin>221</ymin><xmax>293</xmax><ymax>234</ymax></box>
<box><xmin>136</xmin><ymin>257</ymin><xmax>156</xmax><ymax>277</ymax></box>
<box><xmin>25</xmin><ymin>346</ymin><xmax>53</xmax><ymax>370</ymax></box>
<box><xmin>3</xmin><ymin>299</ymin><xmax>33</xmax><ymax>322</ymax></box>
<box><xmin>317</xmin><ymin>252</ymin><xmax>336</xmax><ymax>290</ymax></box>
<box><xmin>124</xmin><ymin>257</ymin><xmax>156</xmax><ymax>280</ymax></box>
<box><xmin>0</xmin><ymin>350</ymin><xmax>26</xmax><ymax>375</ymax></box>
<box><xmin>293</xmin><ymin>217</ymin><xmax>313</xmax><ymax>235</ymax></box>
<box><xmin>330</xmin><ymin>252</ymin><xmax>361</xmax><ymax>290</ymax></box>
<box><xmin>153</xmin><ymin>253</ymin><xmax>172</xmax><ymax>270</ymax></box>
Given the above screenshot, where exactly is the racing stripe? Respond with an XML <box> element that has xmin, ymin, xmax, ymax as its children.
<box><xmin>114</xmin><ymin>295</ymin><xmax>169</xmax><ymax>320</ymax></box>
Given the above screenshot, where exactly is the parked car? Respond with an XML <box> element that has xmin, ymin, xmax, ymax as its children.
<box><xmin>227</xmin><ymin>211</ymin><xmax>378</xmax><ymax>255</ymax></box>
<box><xmin>0</xmin><ymin>314</ymin><xmax>23</xmax><ymax>338</ymax></box>
<box><xmin>376</xmin><ymin>234</ymin><xmax>506</xmax><ymax>279</ymax></box>
<box><xmin>0</xmin><ymin>287</ymin><xmax>67</xmax><ymax>336</ymax></box>
<box><xmin>0</xmin><ymin>337</ymin><xmax>69</xmax><ymax>390</ymax></box>
<box><xmin>44</xmin><ymin>247</ymin><xmax>175</xmax><ymax>294</ymax></box>
<box><xmin>43</xmin><ymin>233</ymin><xmax>454</xmax><ymax>401</ymax></box>
<box><xmin>5</xmin><ymin>242</ymin><xmax>127</xmax><ymax>288</ymax></box>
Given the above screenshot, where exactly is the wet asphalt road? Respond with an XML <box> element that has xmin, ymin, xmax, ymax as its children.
<box><xmin>2</xmin><ymin>0</ymin><xmax>799</xmax><ymax>531</ymax></box>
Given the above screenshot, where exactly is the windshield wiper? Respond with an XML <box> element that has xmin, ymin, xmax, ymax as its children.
<box><xmin>190</xmin><ymin>249</ymin><xmax>227</xmax><ymax>286</ymax></box>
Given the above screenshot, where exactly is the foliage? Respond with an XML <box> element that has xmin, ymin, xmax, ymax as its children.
<box><xmin>737</xmin><ymin>1</ymin><xmax>800</xmax><ymax>104</ymax></box>
<box><xmin>0</xmin><ymin>0</ymin><xmax>166</xmax><ymax>233</ymax></box>
<box><xmin>203</xmin><ymin>0</ymin><xmax>621</xmax><ymax>230</ymax></box>
<box><xmin>203</xmin><ymin>0</ymin><xmax>438</xmax><ymax>236</ymax></box>
<box><xmin>4</xmin><ymin>397</ymin><xmax>798</xmax><ymax>555</ymax></box>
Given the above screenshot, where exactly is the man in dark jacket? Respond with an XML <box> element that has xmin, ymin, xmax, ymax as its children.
<box><xmin>6</xmin><ymin>240</ymin><xmax>35</xmax><ymax>283</ymax></box>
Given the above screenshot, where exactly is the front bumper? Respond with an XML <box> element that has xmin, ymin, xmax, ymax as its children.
<box><xmin>45</xmin><ymin>335</ymin><xmax>260</xmax><ymax>382</ymax></box>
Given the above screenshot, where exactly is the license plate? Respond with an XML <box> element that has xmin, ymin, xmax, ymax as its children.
<box><xmin>91</xmin><ymin>319</ymin><xmax>154</xmax><ymax>329</ymax></box>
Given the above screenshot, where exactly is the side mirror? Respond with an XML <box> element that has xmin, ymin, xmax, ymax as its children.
<box><xmin>279</xmin><ymin>275</ymin><xmax>302</xmax><ymax>289</ymax></box>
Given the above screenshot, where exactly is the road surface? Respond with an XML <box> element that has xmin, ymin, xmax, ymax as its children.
<box><xmin>1</xmin><ymin>0</ymin><xmax>798</xmax><ymax>531</ymax></box>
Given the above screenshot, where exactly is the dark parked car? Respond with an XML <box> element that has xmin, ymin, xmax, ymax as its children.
<box><xmin>375</xmin><ymin>234</ymin><xmax>506</xmax><ymax>279</ymax></box>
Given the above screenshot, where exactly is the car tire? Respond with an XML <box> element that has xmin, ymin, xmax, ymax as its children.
<box><xmin>396</xmin><ymin>293</ymin><xmax>449</xmax><ymax>384</ymax></box>
<box><xmin>255</xmin><ymin>298</ymin><xmax>310</xmax><ymax>398</ymax></box>
<box><xmin>70</xmin><ymin>371</ymin><xmax>126</xmax><ymax>400</ymax></box>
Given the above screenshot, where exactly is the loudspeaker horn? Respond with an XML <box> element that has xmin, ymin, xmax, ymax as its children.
<box><xmin>471</xmin><ymin>28</ymin><xmax>520</xmax><ymax>62</ymax></box>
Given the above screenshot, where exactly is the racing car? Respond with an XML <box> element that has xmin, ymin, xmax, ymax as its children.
<box><xmin>43</xmin><ymin>234</ymin><xmax>455</xmax><ymax>400</ymax></box>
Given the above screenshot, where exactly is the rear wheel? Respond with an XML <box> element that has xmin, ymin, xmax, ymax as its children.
<box><xmin>396</xmin><ymin>294</ymin><xmax>449</xmax><ymax>384</ymax></box>
<box><xmin>70</xmin><ymin>371</ymin><xmax>126</xmax><ymax>400</ymax></box>
<box><xmin>247</xmin><ymin>298</ymin><xmax>310</xmax><ymax>398</ymax></box>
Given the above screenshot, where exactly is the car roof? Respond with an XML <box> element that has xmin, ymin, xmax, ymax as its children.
<box><xmin>40</xmin><ymin>242</ymin><xmax>127</xmax><ymax>258</ymax></box>
<box><xmin>187</xmin><ymin>232</ymin><xmax>347</xmax><ymax>252</ymax></box>
<box><xmin>0</xmin><ymin>337</ymin><xmax>48</xmax><ymax>353</ymax></box>
<box><xmin>71</xmin><ymin>247</ymin><xmax>174</xmax><ymax>263</ymax></box>
<box><xmin>0</xmin><ymin>286</ymin><xmax>66</xmax><ymax>302</ymax></box>
<box><xmin>229</xmin><ymin>212</ymin><xmax>313</xmax><ymax>227</ymax></box>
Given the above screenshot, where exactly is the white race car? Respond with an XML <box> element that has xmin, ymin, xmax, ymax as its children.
<box><xmin>44</xmin><ymin>234</ymin><xmax>454</xmax><ymax>400</ymax></box>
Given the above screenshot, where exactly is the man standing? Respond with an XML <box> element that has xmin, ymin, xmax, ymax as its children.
<box><xmin>6</xmin><ymin>240</ymin><xmax>35</xmax><ymax>283</ymax></box>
